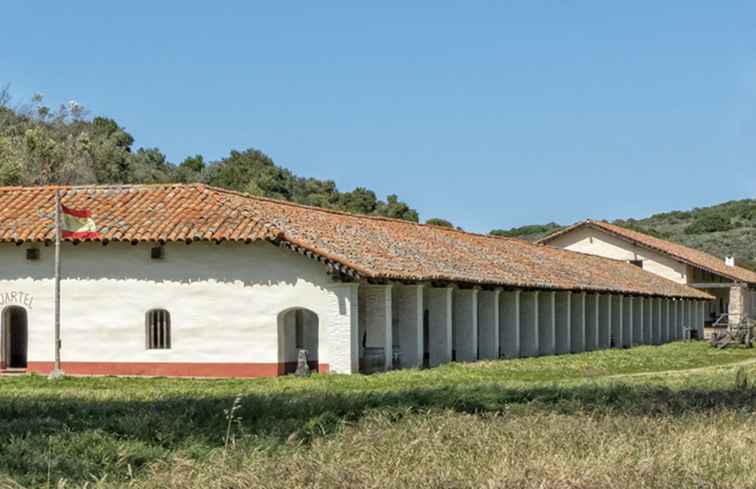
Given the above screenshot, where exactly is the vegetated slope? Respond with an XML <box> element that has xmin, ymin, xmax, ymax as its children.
<box><xmin>492</xmin><ymin>199</ymin><xmax>756</xmax><ymax>271</ymax></box>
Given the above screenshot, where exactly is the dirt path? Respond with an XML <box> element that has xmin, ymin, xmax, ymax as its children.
<box><xmin>607</xmin><ymin>356</ymin><xmax>756</xmax><ymax>380</ymax></box>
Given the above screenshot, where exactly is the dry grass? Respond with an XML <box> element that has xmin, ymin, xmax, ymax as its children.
<box><xmin>2</xmin><ymin>342</ymin><xmax>756</xmax><ymax>488</ymax></box>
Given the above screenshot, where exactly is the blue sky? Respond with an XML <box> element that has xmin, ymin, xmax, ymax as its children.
<box><xmin>2</xmin><ymin>2</ymin><xmax>755</xmax><ymax>232</ymax></box>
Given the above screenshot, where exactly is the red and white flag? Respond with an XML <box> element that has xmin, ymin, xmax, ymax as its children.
<box><xmin>61</xmin><ymin>205</ymin><xmax>100</xmax><ymax>239</ymax></box>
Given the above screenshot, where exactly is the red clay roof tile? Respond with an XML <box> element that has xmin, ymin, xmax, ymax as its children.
<box><xmin>0</xmin><ymin>184</ymin><xmax>711</xmax><ymax>299</ymax></box>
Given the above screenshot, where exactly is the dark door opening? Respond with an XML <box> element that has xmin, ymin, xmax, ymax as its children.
<box><xmin>2</xmin><ymin>306</ymin><xmax>28</xmax><ymax>369</ymax></box>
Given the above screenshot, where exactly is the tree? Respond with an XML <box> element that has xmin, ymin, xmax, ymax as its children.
<box><xmin>375</xmin><ymin>194</ymin><xmax>419</xmax><ymax>222</ymax></box>
<box><xmin>0</xmin><ymin>88</ymin><xmax>423</xmax><ymax>223</ymax></box>
<box><xmin>426</xmin><ymin>218</ymin><xmax>454</xmax><ymax>228</ymax></box>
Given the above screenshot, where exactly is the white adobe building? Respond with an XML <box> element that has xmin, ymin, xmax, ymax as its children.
<box><xmin>538</xmin><ymin>220</ymin><xmax>756</xmax><ymax>330</ymax></box>
<box><xmin>0</xmin><ymin>185</ymin><xmax>711</xmax><ymax>377</ymax></box>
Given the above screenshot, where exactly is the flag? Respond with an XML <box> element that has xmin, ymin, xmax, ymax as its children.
<box><xmin>61</xmin><ymin>205</ymin><xmax>100</xmax><ymax>239</ymax></box>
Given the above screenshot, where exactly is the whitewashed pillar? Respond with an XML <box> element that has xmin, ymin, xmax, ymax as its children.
<box><xmin>571</xmin><ymin>292</ymin><xmax>586</xmax><ymax>353</ymax></box>
<box><xmin>425</xmin><ymin>286</ymin><xmax>453</xmax><ymax>366</ymax></box>
<box><xmin>500</xmin><ymin>290</ymin><xmax>521</xmax><ymax>358</ymax></box>
<box><xmin>622</xmin><ymin>296</ymin><xmax>633</xmax><ymax>348</ymax></box>
<box><xmin>555</xmin><ymin>291</ymin><xmax>572</xmax><ymax>355</ymax></box>
<box><xmin>670</xmin><ymin>299</ymin><xmax>679</xmax><ymax>341</ymax></box>
<box><xmin>585</xmin><ymin>293</ymin><xmax>600</xmax><ymax>351</ymax></box>
<box><xmin>652</xmin><ymin>297</ymin><xmax>664</xmax><ymax>345</ymax></box>
<box><xmin>538</xmin><ymin>291</ymin><xmax>556</xmax><ymax>356</ymax></box>
<box><xmin>520</xmin><ymin>291</ymin><xmax>539</xmax><ymax>357</ymax></box>
<box><xmin>453</xmin><ymin>288</ymin><xmax>479</xmax><ymax>362</ymax></box>
<box><xmin>633</xmin><ymin>297</ymin><xmax>643</xmax><ymax>345</ymax></box>
<box><xmin>361</xmin><ymin>284</ymin><xmax>393</xmax><ymax>370</ymax></box>
<box><xmin>664</xmin><ymin>299</ymin><xmax>672</xmax><ymax>343</ymax></box>
<box><xmin>396</xmin><ymin>284</ymin><xmax>424</xmax><ymax>369</ymax></box>
<box><xmin>329</xmin><ymin>283</ymin><xmax>360</xmax><ymax>374</ymax></box>
<box><xmin>643</xmin><ymin>297</ymin><xmax>653</xmax><ymax>344</ymax></box>
<box><xmin>478</xmin><ymin>289</ymin><xmax>500</xmax><ymax>360</ymax></box>
<box><xmin>611</xmin><ymin>295</ymin><xmax>623</xmax><ymax>348</ymax></box>
<box><xmin>598</xmin><ymin>294</ymin><xmax>612</xmax><ymax>349</ymax></box>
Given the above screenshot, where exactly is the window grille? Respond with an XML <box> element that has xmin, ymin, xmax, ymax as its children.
<box><xmin>146</xmin><ymin>309</ymin><xmax>171</xmax><ymax>349</ymax></box>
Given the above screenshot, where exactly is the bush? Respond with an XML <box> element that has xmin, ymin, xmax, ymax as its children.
<box><xmin>425</xmin><ymin>218</ymin><xmax>454</xmax><ymax>228</ymax></box>
<box><xmin>684</xmin><ymin>214</ymin><xmax>733</xmax><ymax>235</ymax></box>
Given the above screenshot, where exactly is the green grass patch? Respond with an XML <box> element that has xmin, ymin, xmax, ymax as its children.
<box><xmin>1</xmin><ymin>341</ymin><xmax>755</xmax><ymax>488</ymax></box>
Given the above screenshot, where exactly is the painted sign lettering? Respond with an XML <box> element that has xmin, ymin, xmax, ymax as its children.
<box><xmin>0</xmin><ymin>291</ymin><xmax>34</xmax><ymax>309</ymax></box>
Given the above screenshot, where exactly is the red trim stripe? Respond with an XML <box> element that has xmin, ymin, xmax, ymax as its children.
<box><xmin>61</xmin><ymin>231</ymin><xmax>101</xmax><ymax>239</ymax></box>
<box><xmin>61</xmin><ymin>205</ymin><xmax>92</xmax><ymax>218</ymax></box>
<box><xmin>21</xmin><ymin>361</ymin><xmax>330</xmax><ymax>378</ymax></box>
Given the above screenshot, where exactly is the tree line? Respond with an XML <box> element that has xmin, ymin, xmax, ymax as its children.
<box><xmin>0</xmin><ymin>89</ymin><xmax>421</xmax><ymax>222</ymax></box>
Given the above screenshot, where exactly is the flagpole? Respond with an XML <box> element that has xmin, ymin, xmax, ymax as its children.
<box><xmin>49</xmin><ymin>189</ymin><xmax>64</xmax><ymax>380</ymax></box>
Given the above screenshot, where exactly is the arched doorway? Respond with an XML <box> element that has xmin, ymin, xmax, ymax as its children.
<box><xmin>278</xmin><ymin>308</ymin><xmax>319</xmax><ymax>374</ymax></box>
<box><xmin>1</xmin><ymin>306</ymin><xmax>28</xmax><ymax>369</ymax></box>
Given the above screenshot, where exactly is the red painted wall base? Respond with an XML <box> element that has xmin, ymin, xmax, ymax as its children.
<box><xmin>19</xmin><ymin>361</ymin><xmax>330</xmax><ymax>378</ymax></box>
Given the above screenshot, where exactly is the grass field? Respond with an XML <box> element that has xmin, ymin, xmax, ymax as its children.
<box><xmin>2</xmin><ymin>342</ymin><xmax>756</xmax><ymax>488</ymax></box>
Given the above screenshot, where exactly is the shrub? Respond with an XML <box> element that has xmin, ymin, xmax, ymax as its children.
<box><xmin>684</xmin><ymin>214</ymin><xmax>733</xmax><ymax>235</ymax></box>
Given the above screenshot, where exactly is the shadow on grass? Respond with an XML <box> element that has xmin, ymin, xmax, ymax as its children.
<box><xmin>2</xmin><ymin>381</ymin><xmax>756</xmax><ymax>484</ymax></box>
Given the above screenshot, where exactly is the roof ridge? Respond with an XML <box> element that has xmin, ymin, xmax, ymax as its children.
<box><xmin>201</xmin><ymin>184</ymin><xmax>533</xmax><ymax>243</ymax></box>
<box><xmin>0</xmin><ymin>182</ymin><xmax>533</xmax><ymax>243</ymax></box>
<box><xmin>0</xmin><ymin>183</ymin><xmax>202</xmax><ymax>192</ymax></box>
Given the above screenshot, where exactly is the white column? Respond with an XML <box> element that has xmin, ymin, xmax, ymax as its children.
<box><xmin>329</xmin><ymin>283</ymin><xmax>360</xmax><ymax>374</ymax></box>
<box><xmin>520</xmin><ymin>291</ymin><xmax>539</xmax><ymax>357</ymax></box>
<box><xmin>697</xmin><ymin>300</ymin><xmax>705</xmax><ymax>339</ymax></box>
<box><xmin>633</xmin><ymin>297</ymin><xmax>643</xmax><ymax>346</ymax></box>
<box><xmin>664</xmin><ymin>299</ymin><xmax>671</xmax><ymax>343</ymax></box>
<box><xmin>651</xmin><ymin>297</ymin><xmax>664</xmax><ymax>345</ymax></box>
<box><xmin>670</xmin><ymin>299</ymin><xmax>679</xmax><ymax>341</ymax></box>
<box><xmin>396</xmin><ymin>284</ymin><xmax>424</xmax><ymax>369</ymax></box>
<box><xmin>585</xmin><ymin>293</ymin><xmax>600</xmax><ymax>351</ymax></box>
<box><xmin>538</xmin><ymin>291</ymin><xmax>556</xmax><ymax>356</ymax></box>
<box><xmin>643</xmin><ymin>297</ymin><xmax>653</xmax><ymax>344</ymax></box>
<box><xmin>622</xmin><ymin>296</ymin><xmax>633</xmax><ymax>348</ymax></box>
<box><xmin>500</xmin><ymin>290</ymin><xmax>521</xmax><ymax>358</ymax></box>
<box><xmin>599</xmin><ymin>294</ymin><xmax>612</xmax><ymax>349</ymax></box>
<box><xmin>425</xmin><ymin>286</ymin><xmax>453</xmax><ymax>366</ymax></box>
<box><xmin>453</xmin><ymin>288</ymin><xmax>479</xmax><ymax>362</ymax></box>
<box><xmin>478</xmin><ymin>289</ymin><xmax>500</xmax><ymax>360</ymax></box>
<box><xmin>611</xmin><ymin>295</ymin><xmax>623</xmax><ymax>348</ymax></box>
<box><xmin>571</xmin><ymin>292</ymin><xmax>586</xmax><ymax>353</ymax></box>
<box><xmin>555</xmin><ymin>291</ymin><xmax>572</xmax><ymax>355</ymax></box>
<box><xmin>361</xmin><ymin>284</ymin><xmax>393</xmax><ymax>371</ymax></box>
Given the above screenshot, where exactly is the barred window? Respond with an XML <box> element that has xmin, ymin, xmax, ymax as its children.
<box><xmin>146</xmin><ymin>309</ymin><xmax>171</xmax><ymax>350</ymax></box>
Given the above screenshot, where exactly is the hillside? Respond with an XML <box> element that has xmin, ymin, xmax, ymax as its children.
<box><xmin>492</xmin><ymin>199</ymin><xmax>756</xmax><ymax>271</ymax></box>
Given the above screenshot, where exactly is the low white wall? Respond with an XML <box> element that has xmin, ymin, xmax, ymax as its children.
<box><xmin>0</xmin><ymin>241</ymin><xmax>354</xmax><ymax>374</ymax></box>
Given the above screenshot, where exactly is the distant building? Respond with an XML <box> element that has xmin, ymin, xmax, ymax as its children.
<box><xmin>538</xmin><ymin>220</ymin><xmax>756</xmax><ymax>327</ymax></box>
<box><xmin>0</xmin><ymin>185</ymin><xmax>710</xmax><ymax>377</ymax></box>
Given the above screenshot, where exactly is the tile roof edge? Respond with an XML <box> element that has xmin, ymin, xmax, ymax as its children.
<box><xmin>539</xmin><ymin>219</ymin><xmax>756</xmax><ymax>286</ymax></box>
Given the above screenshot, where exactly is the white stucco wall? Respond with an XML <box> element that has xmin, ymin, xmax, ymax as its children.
<box><xmin>0</xmin><ymin>240</ymin><xmax>354</xmax><ymax>374</ymax></box>
<box><xmin>546</xmin><ymin>227</ymin><xmax>689</xmax><ymax>284</ymax></box>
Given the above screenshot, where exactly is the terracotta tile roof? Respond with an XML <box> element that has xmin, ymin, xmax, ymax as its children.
<box><xmin>0</xmin><ymin>184</ymin><xmax>711</xmax><ymax>299</ymax></box>
<box><xmin>538</xmin><ymin>220</ymin><xmax>756</xmax><ymax>286</ymax></box>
